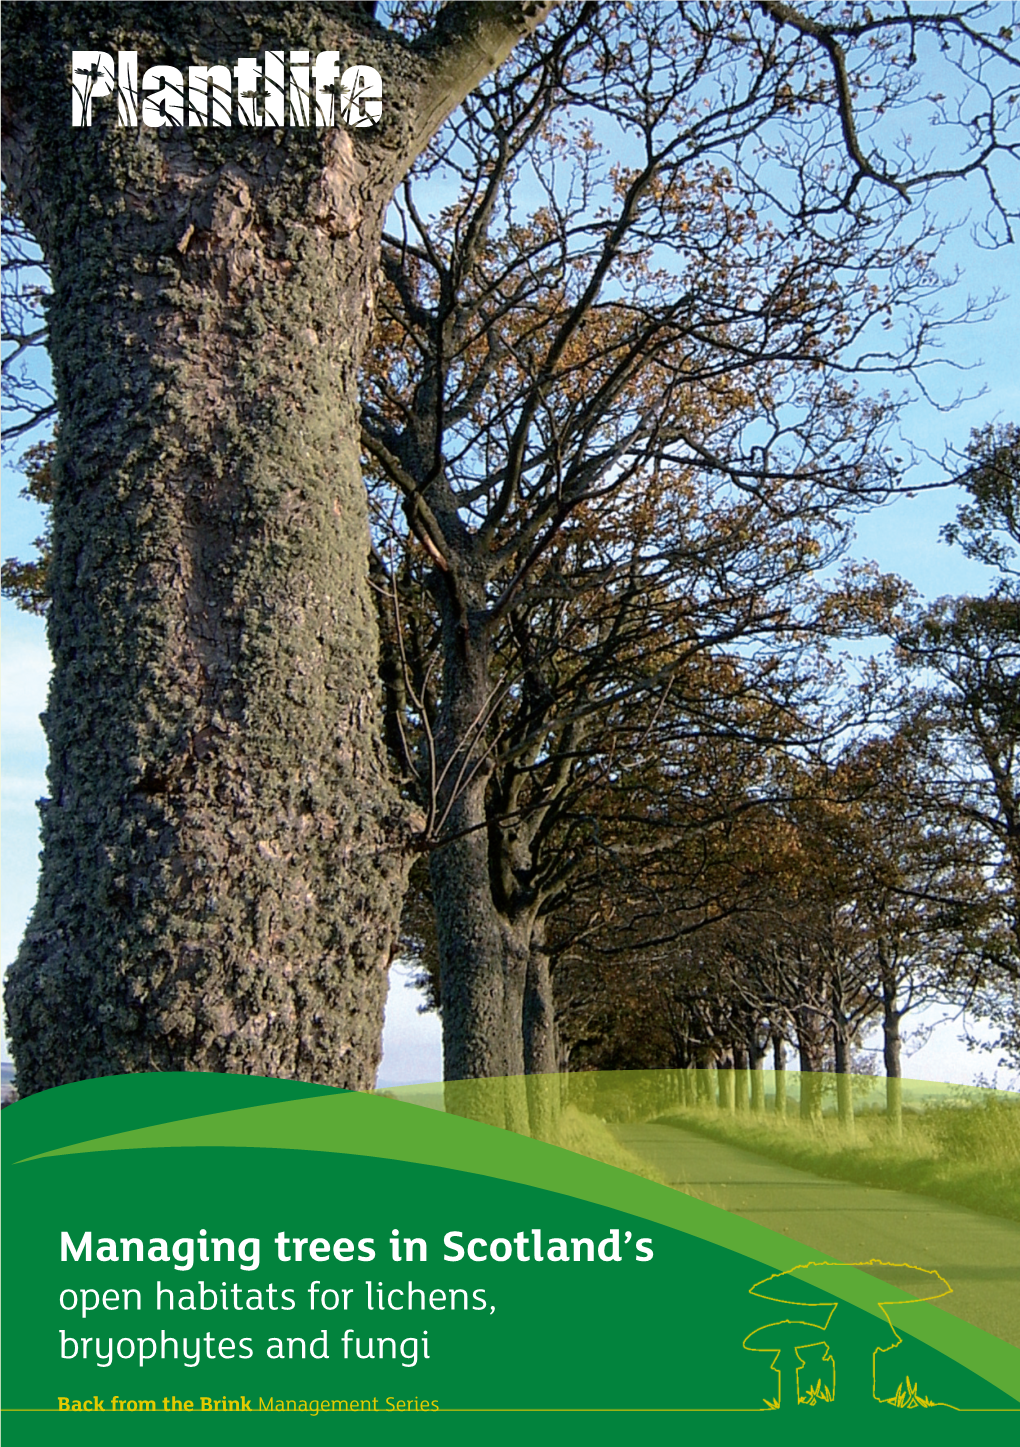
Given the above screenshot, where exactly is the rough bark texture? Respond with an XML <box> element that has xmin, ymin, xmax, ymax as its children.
<box><xmin>522</xmin><ymin>935</ymin><xmax>557</xmax><ymax>1076</ymax></box>
<box><xmin>881</xmin><ymin>965</ymin><xmax>904</xmax><ymax>1137</ymax></box>
<box><xmin>426</xmin><ymin>570</ymin><xmax>556</xmax><ymax>1093</ymax></box>
<box><xmin>430</xmin><ymin>811</ymin><xmax>512</xmax><ymax>1080</ymax></box>
<box><xmin>2</xmin><ymin>2</ymin><xmax>556</xmax><ymax>1095</ymax></box>
<box><xmin>428</xmin><ymin>583</ymin><xmax>517</xmax><ymax>1082</ymax></box>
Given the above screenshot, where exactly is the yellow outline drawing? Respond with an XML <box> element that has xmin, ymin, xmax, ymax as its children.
<box><xmin>742</xmin><ymin>1260</ymin><xmax>957</xmax><ymax>1409</ymax></box>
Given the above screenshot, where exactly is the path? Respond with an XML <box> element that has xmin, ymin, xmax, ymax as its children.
<box><xmin>611</xmin><ymin>1120</ymin><xmax>1020</xmax><ymax>1347</ymax></box>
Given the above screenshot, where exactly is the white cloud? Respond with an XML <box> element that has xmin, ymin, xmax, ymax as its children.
<box><xmin>377</xmin><ymin>965</ymin><xmax>443</xmax><ymax>1088</ymax></box>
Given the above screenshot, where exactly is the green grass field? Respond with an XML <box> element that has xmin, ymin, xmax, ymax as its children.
<box><xmin>653</xmin><ymin>1090</ymin><xmax>1020</xmax><ymax>1223</ymax></box>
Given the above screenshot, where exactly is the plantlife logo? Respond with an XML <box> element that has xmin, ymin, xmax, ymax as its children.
<box><xmin>72</xmin><ymin>51</ymin><xmax>383</xmax><ymax>128</ymax></box>
<box><xmin>337</xmin><ymin>66</ymin><xmax>382</xmax><ymax>127</ymax></box>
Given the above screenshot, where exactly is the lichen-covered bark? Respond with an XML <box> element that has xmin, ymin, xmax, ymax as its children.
<box><xmin>5</xmin><ymin>35</ymin><xmax>382</xmax><ymax>1091</ymax></box>
<box><xmin>428</xmin><ymin>580</ymin><xmax>519</xmax><ymax>1083</ymax></box>
<box><xmin>431</xmin><ymin>801</ymin><xmax>514</xmax><ymax>1081</ymax></box>
<box><xmin>3</xmin><ymin>3</ymin><xmax>558</xmax><ymax>1096</ymax></box>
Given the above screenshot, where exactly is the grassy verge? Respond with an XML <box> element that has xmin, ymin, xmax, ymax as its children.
<box><xmin>553</xmin><ymin>1103</ymin><xmax>668</xmax><ymax>1184</ymax></box>
<box><xmin>652</xmin><ymin>1096</ymin><xmax>1020</xmax><ymax>1224</ymax></box>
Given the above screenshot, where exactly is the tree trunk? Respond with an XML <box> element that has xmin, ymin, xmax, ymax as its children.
<box><xmin>772</xmin><ymin>1035</ymin><xmax>787</xmax><ymax>1117</ymax></box>
<box><xmin>430</xmin><ymin>742</ymin><xmax>514</xmax><ymax>1082</ymax></box>
<box><xmin>717</xmin><ymin>1061</ymin><xmax>735</xmax><ymax>1113</ymax></box>
<box><xmin>881</xmin><ymin>964</ymin><xmax>904</xmax><ymax>1139</ymax></box>
<box><xmin>796</xmin><ymin>1027</ymin><xmax>824</xmax><ymax>1124</ymax></box>
<box><xmin>833</xmin><ymin>1026</ymin><xmax>856</xmax><ymax>1136</ymax></box>
<box><xmin>428</xmin><ymin>569</ymin><xmax>566</xmax><ymax>1096</ymax></box>
<box><xmin>695</xmin><ymin>1046</ymin><xmax>715</xmax><ymax>1107</ymax></box>
<box><xmin>523</xmin><ymin>964</ymin><xmax>561</xmax><ymax>1143</ymax></box>
<box><xmin>836</xmin><ymin>1071</ymin><xmax>855</xmax><ymax>1135</ymax></box>
<box><xmin>429</xmin><ymin>577</ymin><xmax>524</xmax><ymax>1085</ymax></box>
<box><xmin>733</xmin><ymin>1045</ymin><xmax>749</xmax><ymax>1113</ymax></box>
<box><xmin>522</xmin><ymin>933</ymin><xmax>558</xmax><ymax>1075</ymax></box>
<box><xmin>4</xmin><ymin>41</ymin><xmax>411</xmax><ymax>1093</ymax></box>
<box><xmin>749</xmin><ymin>1043</ymin><xmax>766</xmax><ymax>1116</ymax></box>
<box><xmin>1</xmin><ymin>3</ymin><xmax>559</xmax><ymax>1098</ymax></box>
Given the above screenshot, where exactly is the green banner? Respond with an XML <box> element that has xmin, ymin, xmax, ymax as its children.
<box><xmin>2</xmin><ymin>1073</ymin><xmax>1018</xmax><ymax>1446</ymax></box>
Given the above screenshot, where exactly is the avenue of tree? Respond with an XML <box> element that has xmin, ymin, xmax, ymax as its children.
<box><xmin>2</xmin><ymin>2</ymin><xmax>1018</xmax><ymax>1101</ymax></box>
